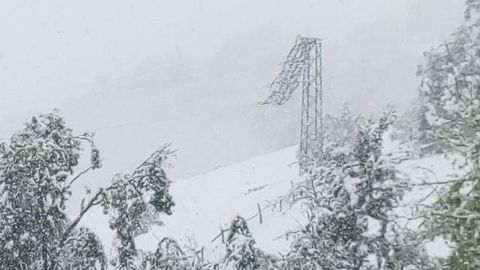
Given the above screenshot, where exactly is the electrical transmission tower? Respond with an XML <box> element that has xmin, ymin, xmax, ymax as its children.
<box><xmin>262</xmin><ymin>36</ymin><xmax>323</xmax><ymax>174</ymax></box>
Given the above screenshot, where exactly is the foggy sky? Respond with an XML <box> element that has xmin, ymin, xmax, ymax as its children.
<box><xmin>0</xmin><ymin>0</ymin><xmax>465</xmax><ymax>189</ymax></box>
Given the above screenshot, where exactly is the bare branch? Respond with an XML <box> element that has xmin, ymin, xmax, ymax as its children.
<box><xmin>59</xmin><ymin>189</ymin><xmax>104</xmax><ymax>248</ymax></box>
<box><xmin>64</xmin><ymin>166</ymin><xmax>93</xmax><ymax>191</ymax></box>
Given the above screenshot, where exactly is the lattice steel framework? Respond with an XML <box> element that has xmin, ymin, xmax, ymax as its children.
<box><xmin>263</xmin><ymin>36</ymin><xmax>323</xmax><ymax>174</ymax></box>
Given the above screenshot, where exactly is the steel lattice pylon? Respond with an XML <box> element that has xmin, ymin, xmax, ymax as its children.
<box><xmin>262</xmin><ymin>36</ymin><xmax>323</xmax><ymax>174</ymax></box>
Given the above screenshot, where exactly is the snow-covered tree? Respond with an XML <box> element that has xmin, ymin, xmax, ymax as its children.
<box><xmin>346</xmin><ymin>111</ymin><xmax>430</xmax><ymax>269</ymax></box>
<box><xmin>103</xmin><ymin>145</ymin><xmax>175</xmax><ymax>269</ymax></box>
<box><xmin>140</xmin><ymin>237</ymin><xmax>213</xmax><ymax>270</ymax></box>
<box><xmin>0</xmin><ymin>111</ymin><xmax>176</xmax><ymax>269</ymax></box>
<box><xmin>288</xmin><ymin>110</ymin><xmax>429</xmax><ymax>269</ymax></box>
<box><xmin>0</xmin><ymin>111</ymin><xmax>103</xmax><ymax>269</ymax></box>
<box><xmin>287</xmin><ymin>119</ymin><xmax>367</xmax><ymax>269</ymax></box>
<box><xmin>57</xmin><ymin>227</ymin><xmax>107</xmax><ymax>269</ymax></box>
<box><xmin>418</xmin><ymin>5</ymin><xmax>480</xmax><ymax>268</ymax></box>
<box><xmin>323</xmin><ymin>102</ymin><xmax>363</xmax><ymax>153</ymax></box>
<box><xmin>140</xmin><ymin>237</ymin><xmax>190</xmax><ymax>270</ymax></box>
<box><xmin>221</xmin><ymin>216</ymin><xmax>277</xmax><ymax>270</ymax></box>
<box><xmin>389</xmin><ymin>99</ymin><xmax>431</xmax><ymax>155</ymax></box>
<box><xmin>466</xmin><ymin>0</ymin><xmax>480</xmax><ymax>19</ymax></box>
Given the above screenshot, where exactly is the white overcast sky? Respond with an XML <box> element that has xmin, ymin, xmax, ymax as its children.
<box><xmin>0</xmin><ymin>0</ymin><xmax>465</xmax><ymax>184</ymax></box>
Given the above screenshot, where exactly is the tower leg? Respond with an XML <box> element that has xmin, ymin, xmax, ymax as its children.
<box><xmin>299</xmin><ymin>39</ymin><xmax>323</xmax><ymax>174</ymax></box>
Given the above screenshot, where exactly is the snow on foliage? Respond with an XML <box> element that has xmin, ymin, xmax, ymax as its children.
<box><xmin>0</xmin><ymin>111</ymin><xmax>103</xmax><ymax>269</ymax></box>
<box><xmin>417</xmin><ymin>4</ymin><xmax>480</xmax><ymax>268</ymax></box>
<box><xmin>2</xmin><ymin>2</ymin><xmax>479</xmax><ymax>269</ymax></box>
<box><xmin>103</xmin><ymin>145</ymin><xmax>175</xmax><ymax>269</ymax></box>
<box><xmin>0</xmin><ymin>111</ymin><xmax>177</xmax><ymax>270</ymax></box>
<box><xmin>285</xmin><ymin>109</ymin><xmax>433</xmax><ymax>270</ymax></box>
<box><xmin>221</xmin><ymin>216</ymin><xmax>277</xmax><ymax>270</ymax></box>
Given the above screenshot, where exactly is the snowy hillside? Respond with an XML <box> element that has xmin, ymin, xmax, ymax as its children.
<box><xmin>81</xmin><ymin>145</ymin><xmax>305</xmax><ymax>259</ymax></box>
<box><xmin>141</xmin><ymin>145</ymin><xmax>305</xmax><ymax>259</ymax></box>
<box><xmin>80</xmin><ymin>142</ymin><xmax>460</xmax><ymax>261</ymax></box>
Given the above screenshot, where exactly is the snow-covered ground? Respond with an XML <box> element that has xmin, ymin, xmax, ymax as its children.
<box><xmin>81</xmin><ymin>145</ymin><xmax>305</xmax><ymax>259</ymax></box>
<box><xmin>396</xmin><ymin>153</ymin><xmax>457</xmax><ymax>258</ymax></box>
<box><xmin>139</xmin><ymin>145</ymin><xmax>306</xmax><ymax>259</ymax></box>
<box><xmin>80</xmin><ymin>143</ymin><xmax>460</xmax><ymax>261</ymax></box>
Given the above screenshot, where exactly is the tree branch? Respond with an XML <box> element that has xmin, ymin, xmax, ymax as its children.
<box><xmin>60</xmin><ymin>189</ymin><xmax>104</xmax><ymax>246</ymax></box>
<box><xmin>64</xmin><ymin>166</ymin><xmax>93</xmax><ymax>191</ymax></box>
<box><xmin>48</xmin><ymin>189</ymin><xmax>105</xmax><ymax>270</ymax></box>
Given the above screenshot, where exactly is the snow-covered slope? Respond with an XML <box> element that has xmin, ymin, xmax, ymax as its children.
<box><xmin>81</xmin><ymin>145</ymin><xmax>305</xmax><ymax>259</ymax></box>
<box><xmin>140</xmin><ymin>145</ymin><xmax>306</xmax><ymax>259</ymax></box>
<box><xmin>80</xmin><ymin>143</ymin><xmax>460</xmax><ymax>261</ymax></box>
